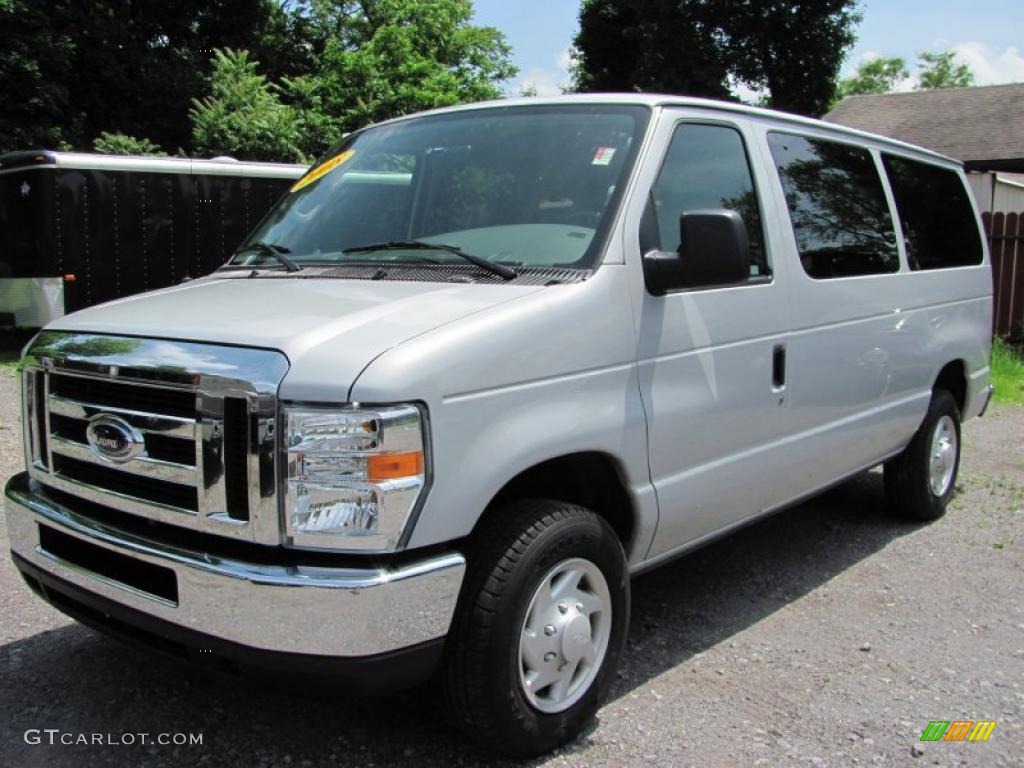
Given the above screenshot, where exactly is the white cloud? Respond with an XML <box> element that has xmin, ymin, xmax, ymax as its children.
<box><xmin>727</xmin><ymin>77</ymin><xmax>767</xmax><ymax>106</ymax></box>
<box><xmin>511</xmin><ymin>49</ymin><xmax>572</xmax><ymax>97</ymax></box>
<box><xmin>845</xmin><ymin>43</ymin><xmax>1024</xmax><ymax>90</ymax></box>
<box><xmin>951</xmin><ymin>42</ymin><xmax>1024</xmax><ymax>85</ymax></box>
<box><xmin>891</xmin><ymin>75</ymin><xmax>918</xmax><ymax>93</ymax></box>
<box><xmin>515</xmin><ymin>67</ymin><xmax>565</xmax><ymax>96</ymax></box>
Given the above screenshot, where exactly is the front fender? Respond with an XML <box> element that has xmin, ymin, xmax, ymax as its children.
<box><xmin>348</xmin><ymin>265</ymin><xmax>659</xmax><ymax>565</ymax></box>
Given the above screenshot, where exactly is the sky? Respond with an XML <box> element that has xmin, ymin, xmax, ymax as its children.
<box><xmin>472</xmin><ymin>0</ymin><xmax>1024</xmax><ymax>98</ymax></box>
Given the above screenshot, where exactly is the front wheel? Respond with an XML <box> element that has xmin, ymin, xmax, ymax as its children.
<box><xmin>442</xmin><ymin>499</ymin><xmax>629</xmax><ymax>757</ymax></box>
<box><xmin>885</xmin><ymin>389</ymin><xmax>962</xmax><ymax>521</ymax></box>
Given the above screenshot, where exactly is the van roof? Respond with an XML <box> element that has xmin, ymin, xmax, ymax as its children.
<box><xmin>0</xmin><ymin>95</ymin><xmax>958</xmax><ymax>176</ymax></box>
<box><xmin>0</xmin><ymin>150</ymin><xmax>306</xmax><ymax>178</ymax></box>
<box><xmin>372</xmin><ymin>94</ymin><xmax>962</xmax><ymax>168</ymax></box>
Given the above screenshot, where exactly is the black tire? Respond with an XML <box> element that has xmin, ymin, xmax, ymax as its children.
<box><xmin>884</xmin><ymin>389</ymin><xmax>962</xmax><ymax>521</ymax></box>
<box><xmin>442</xmin><ymin>499</ymin><xmax>629</xmax><ymax>757</ymax></box>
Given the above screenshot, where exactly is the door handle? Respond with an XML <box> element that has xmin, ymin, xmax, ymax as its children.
<box><xmin>772</xmin><ymin>344</ymin><xmax>787</xmax><ymax>390</ymax></box>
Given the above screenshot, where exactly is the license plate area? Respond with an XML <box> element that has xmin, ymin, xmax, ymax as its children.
<box><xmin>37</xmin><ymin>525</ymin><xmax>179</xmax><ymax>606</ymax></box>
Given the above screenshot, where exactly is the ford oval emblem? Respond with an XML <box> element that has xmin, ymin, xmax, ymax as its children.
<box><xmin>85</xmin><ymin>414</ymin><xmax>145</xmax><ymax>463</ymax></box>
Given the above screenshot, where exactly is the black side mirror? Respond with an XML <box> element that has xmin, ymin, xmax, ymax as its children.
<box><xmin>643</xmin><ymin>209</ymin><xmax>750</xmax><ymax>295</ymax></box>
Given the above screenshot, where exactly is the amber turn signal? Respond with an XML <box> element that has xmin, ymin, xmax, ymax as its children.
<box><xmin>367</xmin><ymin>451</ymin><xmax>424</xmax><ymax>481</ymax></box>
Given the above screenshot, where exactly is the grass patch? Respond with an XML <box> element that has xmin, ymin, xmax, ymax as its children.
<box><xmin>991</xmin><ymin>337</ymin><xmax>1024</xmax><ymax>406</ymax></box>
<box><xmin>0</xmin><ymin>349</ymin><xmax>20</xmax><ymax>378</ymax></box>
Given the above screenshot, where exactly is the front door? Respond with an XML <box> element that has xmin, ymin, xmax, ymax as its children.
<box><xmin>628</xmin><ymin>113</ymin><xmax>797</xmax><ymax>559</ymax></box>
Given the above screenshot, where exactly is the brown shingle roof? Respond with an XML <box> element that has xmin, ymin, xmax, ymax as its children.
<box><xmin>824</xmin><ymin>83</ymin><xmax>1024</xmax><ymax>170</ymax></box>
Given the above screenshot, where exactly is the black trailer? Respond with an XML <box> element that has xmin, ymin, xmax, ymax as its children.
<box><xmin>0</xmin><ymin>151</ymin><xmax>304</xmax><ymax>328</ymax></box>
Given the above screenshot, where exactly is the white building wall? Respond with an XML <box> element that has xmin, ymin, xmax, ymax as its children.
<box><xmin>968</xmin><ymin>171</ymin><xmax>1024</xmax><ymax>216</ymax></box>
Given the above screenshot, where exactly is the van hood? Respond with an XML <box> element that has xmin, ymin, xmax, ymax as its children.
<box><xmin>49</xmin><ymin>276</ymin><xmax>543</xmax><ymax>399</ymax></box>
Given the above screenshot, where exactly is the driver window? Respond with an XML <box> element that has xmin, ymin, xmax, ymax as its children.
<box><xmin>650</xmin><ymin>123</ymin><xmax>769</xmax><ymax>278</ymax></box>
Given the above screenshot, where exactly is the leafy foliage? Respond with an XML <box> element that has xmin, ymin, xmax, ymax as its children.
<box><xmin>833</xmin><ymin>56</ymin><xmax>909</xmax><ymax>105</ymax></box>
<box><xmin>0</xmin><ymin>1</ymin><xmax>514</xmax><ymax>160</ymax></box>
<box><xmin>917</xmin><ymin>50</ymin><xmax>975</xmax><ymax>90</ymax></box>
<box><xmin>0</xmin><ymin>1</ymin><xmax>300</xmax><ymax>154</ymax></box>
<box><xmin>572</xmin><ymin>0</ymin><xmax>860</xmax><ymax>117</ymax></box>
<box><xmin>830</xmin><ymin>50</ymin><xmax>976</xmax><ymax>108</ymax></box>
<box><xmin>190</xmin><ymin>49</ymin><xmax>304</xmax><ymax>162</ymax></box>
<box><xmin>0</xmin><ymin>0</ymin><xmax>76</xmax><ymax>151</ymax></box>
<box><xmin>92</xmin><ymin>132</ymin><xmax>168</xmax><ymax>156</ymax></box>
<box><xmin>281</xmin><ymin>0</ymin><xmax>515</xmax><ymax>158</ymax></box>
<box><xmin>724</xmin><ymin>1</ymin><xmax>861</xmax><ymax>116</ymax></box>
<box><xmin>572</xmin><ymin>0</ymin><xmax>732</xmax><ymax>98</ymax></box>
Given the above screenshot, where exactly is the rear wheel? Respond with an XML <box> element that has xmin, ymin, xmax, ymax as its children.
<box><xmin>884</xmin><ymin>389</ymin><xmax>961</xmax><ymax>521</ymax></box>
<box><xmin>442</xmin><ymin>499</ymin><xmax>629</xmax><ymax>757</ymax></box>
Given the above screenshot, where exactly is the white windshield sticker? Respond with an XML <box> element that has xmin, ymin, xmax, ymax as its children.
<box><xmin>592</xmin><ymin>147</ymin><xmax>616</xmax><ymax>166</ymax></box>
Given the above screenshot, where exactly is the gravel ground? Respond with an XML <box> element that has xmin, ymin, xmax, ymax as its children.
<box><xmin>0</xmin><ymin>366</ymin><xmax>1020</xmax><ymax>768</ymax></box>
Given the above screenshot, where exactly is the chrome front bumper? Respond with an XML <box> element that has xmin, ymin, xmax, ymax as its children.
<box><xmin>6</xmin><ymin>474</ymin><xmax>465</xmax><ymax>658</ymax></box>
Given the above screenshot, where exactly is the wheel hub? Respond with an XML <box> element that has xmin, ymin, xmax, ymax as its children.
<box><xmin>560</xmin><ymin>613</ymin><xmax>593</xmax><ymax>663</ymax></box>
<box><xmin>517</xmin><ymin>557</ymin><xmax>612</xmax><ymax>714</ymax></box>
<box><xmin>928</xmin><ymin>414</ymin><xmax>957</xmax><ymax>496</ymax></box>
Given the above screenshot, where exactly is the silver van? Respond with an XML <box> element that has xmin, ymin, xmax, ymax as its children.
<box><xmin>7</xmin><ymin>96</ymin><xmax>993</xmax><ymax>756</ymax></box>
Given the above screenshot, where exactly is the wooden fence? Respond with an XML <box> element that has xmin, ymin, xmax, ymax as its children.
<box><xmin>983</xmin><ymin>211</ymin><xmax>1024</xmax><ymax>339</ymax></box>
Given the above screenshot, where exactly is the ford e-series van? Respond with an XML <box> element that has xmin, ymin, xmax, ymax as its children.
<box><xmin>6</xmin><ymin>96</ymin><xmax>992</xmax><ymax>756</ymax></box>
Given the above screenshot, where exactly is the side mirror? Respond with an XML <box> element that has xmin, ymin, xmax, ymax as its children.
<box><xmin>643</xmin><ymin>209</ymin><xmax>750</xmax><ymax>295</ymax></box>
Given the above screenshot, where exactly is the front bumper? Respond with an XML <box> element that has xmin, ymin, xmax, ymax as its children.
<box><xmin>6</xmin><ymin>473</ymin><xmax>465</xmax><ymax>668</ymax></box>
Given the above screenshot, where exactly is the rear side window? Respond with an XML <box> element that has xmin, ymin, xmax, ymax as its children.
<box><xmin>768</xmin><ymin>132</ymin><xmax>899</xmax><ymax>279</ymax></box>
<box><xmin>882</xmin><ymin>155</ymin><xmax>983</xmax><ymax>270</ymax></box>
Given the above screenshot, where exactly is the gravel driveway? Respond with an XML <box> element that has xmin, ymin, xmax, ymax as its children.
<box><xmin>0</xmin><ymin>366</ymin><xmax>1020</xmax><ymax>767</ymax></box>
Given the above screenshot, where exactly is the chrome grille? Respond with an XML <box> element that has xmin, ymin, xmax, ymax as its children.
<box><xmin>22</xmin><ymin>332</ymin><xmax>289</xmax><ymax>545</ymax></box>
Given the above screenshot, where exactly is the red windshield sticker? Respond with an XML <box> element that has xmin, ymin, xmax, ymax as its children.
<box><xmin>592</xmin><ymin>147</ymin><xmax>617</xmax><ymax>166</ymax></box>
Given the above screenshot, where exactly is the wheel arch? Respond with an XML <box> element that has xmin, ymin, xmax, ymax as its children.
<box><xmin>933</xmin><ymin>358</ymin><xmax>968</xmax><ymax>414</ymax></box>
<box><xmin>473</xmin><ymin>451</ymin><xmax>637</xmax><ymax>551</ymax></box>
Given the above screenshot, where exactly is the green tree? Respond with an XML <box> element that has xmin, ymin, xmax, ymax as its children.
<box><xmin>725</xmin><ymin>1</ymin><xmax>861</xmax><ymax>116</ymax></box>
<box><xmin>917</xmin><ymin>50</ymin><xmax>974</xmax><ymax>90</ymax></box>
<box><xmin>572</xmin><ymin>0</ymin><xmax>732</xmax><ymax>98</ymax></box>
<box><xmin>279</xmin><ymin>73</ymin><xmax>339</xmax><ymax>161</ymax></box>
<box><xmin>190</xmin><ymin>49</ymin><xmax>304</xmax><ymax>162</ymax></box>
<box><xmin>0</xmin><ymin>1</ymin><xmax>305</xmax><ymax>154</ymax></box>
<box><xmin>832</xmin><ymin>56</ymin><xmax>908</xmax><ymax>105</ymax></box>
<box><xmin>572</xmin><ymin>0</ymin><xmax>860</xmax><ymax>117</ymax></box>
<box><xmin>3</xmin><ymin>1</ymin><xmax>514</xmax><ymax>159</ymax></box>
<box><xmin>0</xmin><ymin>0</ymin><xmax>76</xmax><ymax>152</ymax></box>
<box><xmin>92</xmin><ymin>132</ymin><xmax>168</xmax><ymax>156</ymax></box>
<box><xmin>284</xmin><ymin>0</ymin><xmax>516</xmax><ymax>157</ymax></box>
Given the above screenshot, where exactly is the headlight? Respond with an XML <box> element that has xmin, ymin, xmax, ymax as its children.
<box><xmin>283</xmin><ymin>404</ymin><xmax>427</xmax><ymax>551</ymax></box>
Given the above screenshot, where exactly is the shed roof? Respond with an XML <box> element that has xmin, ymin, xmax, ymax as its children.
<box><xmin>825</xmin><ymin>83</ymin><xmax>1024</xmax><ymax>171</ymax></box>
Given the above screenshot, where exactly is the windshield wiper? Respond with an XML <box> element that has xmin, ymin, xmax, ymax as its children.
<box><xmin>342</xmin><ymin>241</ymin><xmax>517</xmax><ymax>280</ymax></box>
<box><xmin>234</xmin><ymin>241</ymin><xmax>302</xmax><ymax>272</ymax></box>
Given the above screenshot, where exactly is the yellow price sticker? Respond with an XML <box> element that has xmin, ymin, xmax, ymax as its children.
<box><xmin>290</xmin><ymin>149</ymin><xmax>355</xmax><ymax>192</ymax></box>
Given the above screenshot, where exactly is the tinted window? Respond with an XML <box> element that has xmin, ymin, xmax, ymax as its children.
<box><xmin>882</xmin><ymin>155</ymin><xmax>983</xmax><ymax>270</ymax></box>
<box><xmin>768</xmin><ymin>133</ymin><xmax>899</xmax><ymax>279</ymax></box>
<box><xmin>650</xmin><ymin>123</ymin><xmax>769</xmax><ymax>278</ymax></box>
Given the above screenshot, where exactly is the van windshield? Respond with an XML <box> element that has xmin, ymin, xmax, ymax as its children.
<box><xmin>229</xmin><ymin>104</ymin><xmax>650</xmax><ymax>277</ymax></box>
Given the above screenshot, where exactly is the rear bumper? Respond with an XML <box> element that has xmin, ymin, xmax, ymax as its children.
<box><xmin>977</xmin><ymin>383</ymin><xmax>995</xmax><ymax>417</ymax></box>
<box><xmin>6</xmin><ymin>473</ymin><xmax>465</xmax><ymax>683</ymax></box>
